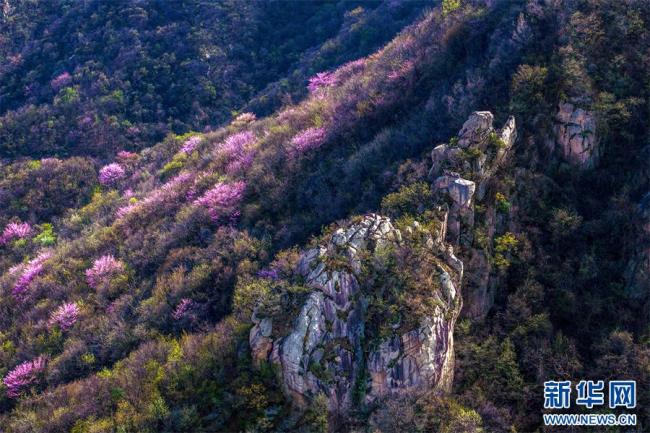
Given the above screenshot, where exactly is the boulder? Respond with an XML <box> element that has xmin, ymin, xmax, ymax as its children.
<box><xmin>250</xmin><ymin>214</ymin><xmax>462</xmax><ymax>414</ymax></box>
<box><xmin>457</xmin><ymin>111</ymin><xmax>494</xmax><ymax>148</ymax></box>
<box><xmin>553</xmin><ymin>102</ymin><xmax>599</xmax><ymax>168</ymax></box>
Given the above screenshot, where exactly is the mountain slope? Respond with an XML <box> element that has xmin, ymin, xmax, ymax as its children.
<box><xmin>0</xmin><ymin>0</ymin><xmax>649</xmax><ymax>432</ymax></box>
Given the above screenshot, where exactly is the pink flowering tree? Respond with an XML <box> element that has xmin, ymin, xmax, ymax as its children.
<box><xmin>180</xmin><ymin>136</ymin><xmax>201</xmax><ymax>154</ymax></box>
<box><xmin>98</xmin><ymin>163</ymin><xmax>126</xmax><ymax>186</ymax></box>
<box><xmin>49</xmin><ymin>302</ymin><xmax>79</xmax><ymax>330</ymax></box>
<box><xmin>172</xmin><ymin>298</ymin><xmax>196</xmax><ymax>321</ymax></box>
<box><xmin>3</xmin><ymin>356</ymin><xmax>46</xmax><ymax>398</ymax></box>
<box><xmin>289</xmin><ymin>127</ymin><xmax>327</xmax><ymax>158</ymax></box>
<box><xmin>0</xmin><ymin>222</ymin><xmax>32</xmax><ymax>245</ymax></box>
<box><xmin>193</xmin><ymin>181</ymin><xmax>246</xmax><ymax>223</ymax></box>
<box><xmin>307</xmin><ymin>71</ymin><xmax>337</xmax><ymax>94</ymax></box>
<box><xmin>50</xmin><ymin>72</ymin><xmax>72</xmax><ymax>91</ymax></box>
<box><xmin>216</xmin><ymin>131</ymin><xmax>257</xmax><ymax>175</ymax></box>
<box><xmin>12</xmin><ymin>252</ymin><xmax>52</xmax><ymax>300</ymax></box>
<box><xmin>232</xmin><ymin>112</ymin><xmax>256</xmax><ymax>127</ymax></box>
<box><xmin>86</xmin><ymin>255</ymin><xmax>125</xmax><ymax>291</ymax></box>
<box><xmin>115</xmin><ymin>172</ymin><xmax>194</xmax><ymax>221</ymax></box>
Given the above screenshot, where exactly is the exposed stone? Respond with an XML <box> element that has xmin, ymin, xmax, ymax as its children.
<box><xmin>250</xmin><ymin>214</ymin><xmax>462</xmax><ymax>414</ymax></box>
<box><xmin>553</xmin><ymin>102</ymin><xmax>599</xmax><ymax>168</ymax></box>
<box><xmin>428</xmin><ymin>111</ymin><xmax>517</xmax><ymax>318</ymax></box>
<box><xmin>457</xmin><ymin>111</ymin><xmax>494</xmax><ymax>148</ymax></box>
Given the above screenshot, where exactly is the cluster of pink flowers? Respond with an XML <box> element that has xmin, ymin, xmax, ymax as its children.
<box><xmin>0</xmin><ymin>222</ymin><xmax>32</xmax><ymax>245</ymax></box>
<box><xmin>180</xmin><ymin>136</ymin><xmax>201</xmax><ymax>154</ymax></box>
<box><xmin>48</xmin><ymin>302</ymin><xmax>79</xmax><ymax>330</ymax></box>
<box><xmin>289</xmin><ymin>127</ymin><xmax>327</xmax><ymax>158</ymax></box>
<box><xmin>232</xmin><ymin>112</ymin><xmax>256</xmax><ymax>126</ymax></box>
<box><xmin>172</xmin><ymin>298</ymin><xmax>195</xmax><ymax>320</ymax></box>
<box><xmin>3</xmin><ymin>356</ymin><xmax>46</xmax><ymax>398</ymax></box>
<box><xmin>116</xmin><ymin>172</ymin><xmax>194</xmax><ymax>220</ymax></box>
<box><xmin>12</xmin><ymin>252</ymin><xmax>52</xmax><ymax>300</ymax></box>
<box><xmin>193</xmin><ymin>181</ymin><xmax>246</xmax><ymax>223</ymax></box>
<box><xmin>50</xmin><ymin>72</ymin><xmax>72</xmax><ymax>90</ymax></box>
<box><xmin>308</xmin><ymin>71</ymin><xmax>337</xmax><ymax>94</ymax></box>
<box><xmin>116</xmin><ymin>150</ymin><xmax>138</xmax><ymax>163</ymax></box>
<box><xmin>216</xmin><ymin>131</ymin><xmax>257</xmax><ymax>175</ymax></box>
<box><xmin>85</xmin><ymin>255</ymin><xmax>124</xmax><ymax>289</ymax></box>
<box><xmin>98</xmin><ymin>163</ymin><xmax>126</xmax><ymax>186</ymax></box>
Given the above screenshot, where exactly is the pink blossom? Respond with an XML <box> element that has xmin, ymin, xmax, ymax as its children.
<box><xmin>98</xmin><ymin>163</ymin><xmax>125</xmax><ymax>186</ymax></box>
<box><xmin>116</xmin><ymin>150</ymin><xmax>138</xmax><ymax>163</ymax></box>
<box><xmin>12</xmin><ymin>252</ymin><xmax>52</xmax><ymax>300</ymax></box>
<box><xmin>49</xmin><ymin>302</ymin><xmax>79</xmax><ymax>330</ymax></box>
<box><xmin>85</xmin><ymin>255</ymin><xmax>124</xmax><ymax>289</ymax></box>
<box><xmin>233</xmin><ymin>112</ymin><xmax>256</xmax><ymax>126</ymax></box>
<box><xmin>1</xmin><ymin>222</ymin><xmax>32</xmax><ymax>245</ymax></box>
<box><xmin>172</xmin><ymin>298</ymin><xmax>195</xmax><ymax>320</ymax></box>
<box><xmin>289</xmin><ymin>127</ymin><xmax>327</xmax><ymax>157</ymax></box>
<box><xmin>50</xmin><ymin>72</ymin><xmax>72</xmax><ymax>91</ymax></box>
<box><xmin>116</xmin><ymin>202</ymin><xmax>138</xmax><ymax>219</ymax></box>
<box><xmin>215</xmin><ymin>131</ymin><xmax>257</xmax><ymax>175</ymax></box>
<box><xmin>3</xmin><ymin>356</ymin><xmax>46</xmax><ymax>398</ymax></box>
<box><xmin>308</xmin><ymin>71</ymin><xmax>337</xmax><ymax>94</ymax></box>
<box><xmin>180</xmin><ymin>136</ymin><xmax>201</xmax><ymax>154</ymax></box>
<box><xmin>193</xmin><ymin>181</ymin><xmax>246</xmax><ymax>223</ymax></box>
<box><xmin>115</xmin><ymin>172</ymin><xmax>194</xmax><ymax>220</ymax></box>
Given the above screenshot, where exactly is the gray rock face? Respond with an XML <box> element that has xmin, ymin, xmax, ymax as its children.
<box><xmin>457</xmin><ymin>111</ymin><xmax>494</xmax><ymax>148</ymax></box>
<box><xmin>429</xmin><ymin>111</ymin><xmax>516</xmax><ymax>318</ymax></box>
<box><xmin>434</xmin><ymin>175</ymin><xmax>476</xmax><ymax>209</ymax></box>
<box><xmin>249</xmin><ymin>214</ymin><xmax>462</xmax><ymax>414</ymax></box>
<box><xmin>553</xmin><ymin>102</ymin><xmax>599</xmax><ymax>168</ymax></box>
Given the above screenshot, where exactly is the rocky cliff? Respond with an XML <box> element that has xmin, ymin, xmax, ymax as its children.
<box><xmin>430</xmin><ymin>111</ymin><xmax>517</xmax><ymax>318</ymax></box>
<box><xmin>250</xmin><ymin>111</ymin><xmax>516</xmax><ymax>415</ymax></box>
<box><xmin>551</xmin><ymin>102</ymin><xmax>599</xmax><ymax>168</ymax></box>
<box><xmin>250</xmin><ymin>213</ymin><xmax>462</xmax><ymax>414</ymax></box>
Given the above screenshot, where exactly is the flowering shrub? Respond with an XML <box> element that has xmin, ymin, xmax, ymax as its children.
<box><xmin>49</xmin><ymin>302</ymin><xmax>80</xmax><ymax>330</ymax></box>
<box><xmin>86</xmin><ymin>255</ymin><xmax>125</xmax><ymax>289</ymax></box>
<box><xmin>116</xmin><ymin>150</ymin><xmax>139</xmax><ymax>164</ymax></box>
<box><xmin>2</xmin><ymin>356</ymin><xmax>46</xmax><ymax>398</ymax></box>
<box><xmin>307</xmin><ymin>71</ymin><xmax>337</xmax><ymax>94</ymax></box>
<box><xmin>232</xmin><ymin>112</ymin><xmax>257</xmax><ymax>127</ymax></box>
<box><xmin>116</xmin><ymin>172</ymin><xmax>194</xmax><ymax>220</ymax></box>
<box><xmin>215</xmin><ymin>131</ymin><xmax>257</xmax><ymax>175</ymax></box>
<box><xmin>50</xmin><ymin>72</ymin><xmax>72</xmax><ymax>90</ymax></box>
<box><xmin>193</xmin><ymin>181</ymin><xmax>246</xmax><ymax>223</ymax></box>
<box><xmin>172</xmin><ymin>298</ymin><xmax>195</xmax><ymax>320</ymax></box>
<box><xmin>0</xmin><ymin>222</ymin><xmax>32</xmax><ymax>244</ymax></box>
<box><xmin>180</xmin><ymin>136</ymin><xmax>201</xmax><ymax>154</ymax></box>
<box><xmin>289</xmin><ymin>127</ymin><xmax>327</xmax><ymax>157</ymax></box>
<box><xmin>12</xmin><ymin>252</ymin><xmax>52</xmax><ymax>300</ymax></box>
<box><xmin>98</xmin><ymin>163</ymin><xmax>126</xmax><ymax>186</ymax></box>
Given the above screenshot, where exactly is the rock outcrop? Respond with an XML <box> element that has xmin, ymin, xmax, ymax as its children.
<box><xmin>553</xmin><ymin>102</ymin><xmax>599</xmax><ymax>168</ymax></box>
<box><xmin>250</xmin><ymin>214</ymin><xmax>462</xmax><ymax>414</ymax></box>
<box><xmin>429</xmin><ymin>111</ymin><xmax>516</xmax><ymax>318</ymax></box>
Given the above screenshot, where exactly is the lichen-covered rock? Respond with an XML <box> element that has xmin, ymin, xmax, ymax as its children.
<box><xmin>553</xmin><ymin>102</ymin><xmax>599</xmax><ymax>168</ymax></box>
<box><xmin>250</xmin><ymin>214</ymin><xmax>462</xmax><ymax>414</ymax></box>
